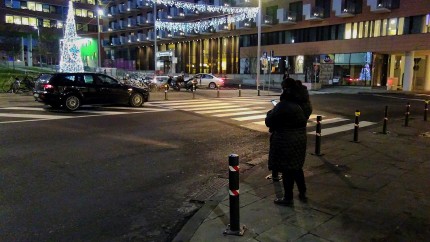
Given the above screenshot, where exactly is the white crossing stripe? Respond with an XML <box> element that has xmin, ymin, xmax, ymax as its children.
<box><xmin>213</xmin><ymin>110</ymin><xmax>264</xmax><ymax>117</ymax></box>
<box><xmin>233</xmin><ymin>114</ymin><xmax>267</xmax><ymax>121</ymax></box>
<box><xmin>308</xmin><ymin>121</ymin><xmax>375</xmax><ymax>136</ymax></box>
<box><xmin>307</xmin><ymin>117</ymin><xmax>349</xmax><ymax>126</ymax></box>
<box><xmin>0</xmin><ymin>107</ymin><xmax>45</xmax><ymax>111</ymax></box>
<box><xmin>186</xmin><ymin>105</ymin><xmax>237</xmax><ymax>111</ymax></box>
<box><xmin>196</xmin><ymin>107</ymin><xmax>264</xmax><ymax>114</ymax></box>
<box><xmin>0</xmin><ymin>113</ymin><xmax>73</xmax><ymax>119</ymax></box>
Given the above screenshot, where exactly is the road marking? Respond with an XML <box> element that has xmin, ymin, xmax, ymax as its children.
<box><xmin>307</xmin><ymin>121</ymin><xmax>375</xmax><ymax>135</ymax></box>
<box><xmin>213</xmin><ymin>110</ymin><xmax>264</xmax><ymax>117</ymax></box>
<box><xmin>186</xmin><ymin>105</ymin><xmax>238</xmax><ymax>111</ymax></box>
<box><xmin>0</xmin><ymin>113</ymin><xmax>73</xmax><ymax>119</ymax></box>
<box><xmin>196</xmin><ymin>107</ymin><xmax>263</xmax><ymax>114</ymax></box>
<box><xmin>233</xmin><ymin>114</ymin><xmax>267</xmax><ymax>121</ymax></box>
<box><xmin>307</xmin><ymin>117</ymin><xmax>349</xmax><ymax>126</ymax></box>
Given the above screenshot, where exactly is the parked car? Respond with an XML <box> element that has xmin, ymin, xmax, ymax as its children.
<box><xmin>33</xmin><ymin>73</ymin><xmax>149</xmax><ymax>111</ymax></box>
<box><xmin>185</xmin><ymin>73</ymin><xmax>224</xmax><ymax>89</ymax></box>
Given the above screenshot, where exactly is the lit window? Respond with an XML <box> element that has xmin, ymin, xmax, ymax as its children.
<box><xmin>388</xmin><ymin>18</ymin><xmax>397</xmax><ymax>35</ymax></box>
<box><xmin>358</xmin><ymin>22</ymin><xmax>364</xmax><ymax>38</ymax></box>
<box><xmin>57</xmin><ymin>21</ymin><xmax>63</xmax><ymax>28</ymax></box>
<box><xmin>43</xmin><ymin>4</ymin><xmax>49</xmax><ymax>13</ymax></box>
<box><xmin>5</xmin><ymin>15</ymin><xmax>14</xmax><ymax>24</ymax></box>
<box><xmin>374</xmin><ymin>20</ymin><xmax>381</xmax><ymax>37</ymax></box>
<box><xmin>28</xmin><ymin>2</ymin><xmax>35</xmax><ymax>11</ymax></box>
<box><xmin>43</xmin><ymin>19</ymin><xmax>50</xmax><ymax>27</ymax></box>
<box><xmin>29</xmin><ymin>17</ymin><xmax>37</xmax><ymax>27</ymax></box>
<box><xmin>345</xmin><ymin>23</ymin><xmax>352</xmax><ymax>39</ymax></box>
<box><xmin>88</xmin><ymin>11</ymin><xmax>94</xmax><ymax>18</ymax></box>
<box><xmin>364</xmin><ymin>21</ymin><xmax>369</xmax><ymax>38</ymax></box>
<box><xmin>88</xmin><ymin>0</ymin><xmax>95</xmax><ymax>5</ymax></box>
<box><xmin>382</xmin><ymin>19</ymin><xmax>388</xmax><ymax>36</ymax></box>
<box><xmin>14</xmin><ymin>16</ymin><xmax>22</xmax><ymax>25</ymax></box>
<box><xmin>35</xmin><ymin>3</ymin><xmax>42</xmax><ymax>11</ymax></box>
<box><xmin>22</xmin><ymin>17</ymin><xmax>29</xmax><ymax>25</ymax></box>
<box><xmin>82</xmin><ymin>9</ymin><xmax>88</xmax><ymax>17</ymax></box>
<box><xmin>76</xmin><ymin>9</ymin><xmax>82</xmax><ymax>17</ymax></box>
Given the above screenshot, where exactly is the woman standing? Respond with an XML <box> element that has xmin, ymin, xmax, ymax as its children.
<box><xmin>265</xmin><ymin>78</ymin><xmax>312</xmax><ymax>206</ymax></box>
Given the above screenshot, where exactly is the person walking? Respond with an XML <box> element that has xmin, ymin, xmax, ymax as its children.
<box><xmin>265</xmin><ymin>78</ymin><xmax>312</xmax><ymax>206</ymax></box>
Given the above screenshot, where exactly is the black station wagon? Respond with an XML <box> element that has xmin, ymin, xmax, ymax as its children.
<box><xmin>33</xmin><ymin>73</ymin><xmax>150</xmax><ymax>111</ymax></box>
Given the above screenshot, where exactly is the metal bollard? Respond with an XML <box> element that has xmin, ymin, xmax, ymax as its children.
<box><xmin>257</xmin><ymin>89</ymin><xmax>260</xmax><ymax>96</ymax></box>
<box><xmin>424</xmin><ymin>100</ymin><xmax>429</xmax><ymax>121</ymax></box>
<box><xmin>313</xmin><ymin>116</ymin><xmax>323</xmax><ymax>156</ymax></box>
<box><xmin>223</xmin><ymin>154</ymin><xmax>246</xmax><ymax>236</ymax></box>
<box><xmin>217</xmin><ymin>84</ymin><xmax>220</xmax><ymax>98</ymax></box>
<box><xmin>382</xmin><ymin>106</ymin><xmax>388</xmax><ymax>134</ymax></box>
<box><xmin>164</xmin><ymin>84</ymin><xmax>168</xmax><ymax>100</ymax></box>
<box><xmin>405</xmin><ymin>102</ymin><xmax>410</xmax><ymax>127</ymax></box>
<box><xmin>238</xmin><ymin>84</ymin><xmax>242</xmax><ymax>97</ymax></box>
<box><xmin>192</xmin><ymin>84</ymin><xmax>196</xmax><ymax>99</ymax></box>
<box><xmin>353</xmin><ymin>110</ymin><xmax>360</xmax><ymax>142</ymax></box>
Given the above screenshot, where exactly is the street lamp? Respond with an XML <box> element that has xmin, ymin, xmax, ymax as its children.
<box><xmin>153</xmin><ymin>1</ymin><xmax>158</xmax><ymax>74</ymax></box>
<box><xmin>256</xmin><ymin>0</ymin><xmax>262</xmax><ymax>91</ymax></box>
<box><xmin>97</xmin><ymin>9</ymin><xmax>104</xmax><ymax>71</ymax></box>
<box><xmin>34</xmin><ymin>26</ymin><xmax>42</xmax><ymax>67</ymax></box>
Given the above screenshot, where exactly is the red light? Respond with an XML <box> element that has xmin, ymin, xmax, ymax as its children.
<box><xmin>43</xmin><ymin>84</ymin><xmax>54</xmax><ymax>90</ymax></box>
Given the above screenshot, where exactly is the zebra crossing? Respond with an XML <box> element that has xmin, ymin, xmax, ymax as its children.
<box><xmin>147</xmin><ymin>97</ymin><xmax>377</xmax><ymax>136</ymax></box>
<box><xmin>0</xmin><ymin>106</ymin><xmax>170</xmax><ymax>124</ymax></box>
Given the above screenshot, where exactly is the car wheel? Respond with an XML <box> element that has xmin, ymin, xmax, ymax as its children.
<box><xmin>130</xmin><ymin>92</ymin><xmax>144</xmax><ymax>107</ymax></box>
<box><xmin>64</xmin><ymin>95</ymin><xmax>80</xmax><ymax>111</ymax></box>
<box><xmin>209</xmin><ymin>82</ymin><xmax>216</xmax><ymax>89</ymax></box>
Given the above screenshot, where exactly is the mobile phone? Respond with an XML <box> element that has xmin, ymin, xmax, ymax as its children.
<box><xmin>271</xmin><ymin>100</ymin><xmax>277</xmax><ymax>106</ymax></box>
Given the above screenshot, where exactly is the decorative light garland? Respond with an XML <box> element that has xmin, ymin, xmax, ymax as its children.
<box><xmin>152</xmin><ymin>0</ymin><xmax>259</xmax><ymax>32</ymax></box>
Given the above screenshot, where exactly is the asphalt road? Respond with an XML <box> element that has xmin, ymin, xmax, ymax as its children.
<box><xmin>0</xmin><ymin>91</ymin><xmax>428</xmax><ymax>241</ymax></box>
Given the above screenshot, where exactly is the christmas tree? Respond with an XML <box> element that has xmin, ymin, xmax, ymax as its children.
<box><xmin>59</xmin><ymin>0</ymin><xmax>84</xmax><ymax>72</ymax></box>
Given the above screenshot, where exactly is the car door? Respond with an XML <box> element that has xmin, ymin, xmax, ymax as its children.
<box><xmin>200</xmin><ymin>74</ymin><xmax>212</xmax><ymax>87</ymax></box>
<box><xmin>96</xmin><ymin>74</ymin><xmax>129</xmax><ymax>104</ymax></box>
<box><xmin>80</xmin><ymin>74</ymin><xmax>103</xmax><ymax>104</ymax></box>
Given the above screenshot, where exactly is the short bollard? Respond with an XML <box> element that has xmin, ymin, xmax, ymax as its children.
<box><xmin>312</xmin><ymin>116</ymin><xmax>323</xmax><ymax>156</ymax></box>
<box><xmin>238</xmin><ymin>84</ymin><xmax>242</xmax><ymax>97</ymax></box>
<box><xmin>382</xmin><ymin>106</ymin><xmax>388</xmax><ymax>134</ymax></box>
<box><xmin>353</xmin><ymin>110</ymin><xmax>360</xmax><ymax>142</ymax></box>
<box><xmin>405</xmin><ymin>102</ymin><xmax>410</xmax><ymax>127</ymax></box>
<box><xmin>223</xmin><ymin>154</ymin><xmax>246</xmax><ymax>236</ymax></box>
<box><xmin>192</xmin><ymin>84</ymin><xmax>196</xmax><ymax>99</ymax></box>
<box><xmin>257</xmin><ymin>89</ymin><xmax>260</xmax><ymax>96</ymax></box>
<box><xmin>164</xmin><ymin>84</ymin><xmax>168</xmax><ymax>100</ymax></box>
<box><xmin>424</xmin><ymin>100</ymin><xmax>429</xmax><ymax>121</ymax></box>
<box><xmin>217</xmin><ymin>85</ymin><xmax>220</xmax><ymax>98</ymax></box>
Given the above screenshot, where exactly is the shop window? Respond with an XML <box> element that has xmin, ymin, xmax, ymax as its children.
<box><xmin>388</xmin><ymin>18</ymin><xmax>397</xmax><ymax>35</ymax></box>
<box><xmin>43</xmin><ymin>19</ymin><xmax>50</xmax><ymax>27</ymax></box>
<box><xmin>5</xmin><ymin>15</ymin><xmax>14</xmax><ymax>24</ymax></box>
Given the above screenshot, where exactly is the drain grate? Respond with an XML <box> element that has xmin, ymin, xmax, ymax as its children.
<box><xmin>189</xmin><ymin>177</ymin><xmax>228</xmax><ymax>203</ymax></box>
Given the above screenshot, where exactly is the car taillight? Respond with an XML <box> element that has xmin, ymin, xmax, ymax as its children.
<box><xmin>43</xmin><ymin>84</ymin><xmax>54</xmax><ymax>90</ymax></box>
<box><xmin>220</xmin><ymin>78</ymin><xmax>224</xmax><ymax>83</ymax></box>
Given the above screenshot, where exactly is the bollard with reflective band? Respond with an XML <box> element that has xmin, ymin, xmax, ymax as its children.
<box><xmin>353</xmin><ymin>110</ymin><xmax>360</xmax><ymax>142</ymax></box>
<box><xmin>223</xmin><ymin>154</ymin><xmax>246</xmax><ymax>236</ymax></box>
<box><xmin>382</xmin><ymin>106</ymin><xmax>388</xmax><ymax>134</ymax></box>
<box><xmin>238</xmin><ymin>84</ymin><xmax>242</xmax><ymax>97</ymax></box>
<box><xmin>164</xmin><ymin>85</ymin><xmax>168</xmax><ymax>100</ymax></box>
<box><xmin>424</xmin><ymin>101</ymin><xmax>429</xmax><ymax>121</ymax></box>
<box><xmin>312</xmin><ymin>116</ymin><xmax>323</xmax><ymax>156</ymax></box>
<box><xmin>405</xmin><ymin>102</ymin><xmax>410</xmax><ymax>127</ymax></box>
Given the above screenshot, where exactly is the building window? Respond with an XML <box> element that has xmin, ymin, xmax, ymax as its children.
<box><xmin>57</xmin><ymin>21</ymin><xmax>63</xmax><ymax>28</ymax></box>
<box><xmin>5</xmin><ymin>15</ymin><xmax>14</xmax><ymax>24</ymax></box>
<box><xmin>43</xmin><ymin>19</ymin><xmax>50</xmax><ymax>27</ymax></box>
<box><xmin>42</xmin><ymin>4</ymin><xmax>49</xmax><ymax>12</ymax></box>
<box><xmin>88</xmin><ymin>0</ymin><xmax>95</xmax><ymax>4</ymax></box>
<box><xmin>28</xmin><ymin>1</ymin><xmax>35</xmax><ymax>11</ymax></box>
<box><xmin>13</xmin><ymin>16</ymin><xmax>21</xmax><ymax>25</ymax></box>
<box><xmin>345</xmin><ymin>23</ymin><xmax>352</xmax><ymax>39</ymax></box>
<box><xmin>76</xmin><ymin>9</ymin><xmax>82</xmax><ymax>16</ymax></box>
<box><xmin>29</xmin><ymin>17</ymin><xmax>37</xmax><ymax>26</ymax></box>
<box><xmin>35</xmin><ymin>3</ymin><xmax>42</xmax><ymax>11</ymax></box>
<box><xmin>388</xmin><ymin>18</ymin><xmax>398</xmax><ymax>35</ymax></box>
<box><xmin>22</xmin><ymin>17</ymin><xmax>29</xmax><ymax>25</ymax></box>
<box><xmin>374</xmin><ymin>20</ymin><xmax>381</xmax><ymax>37</ymax></box>
<box><xmin>20</xmin><ymin>1</ymin><xmax>28</xmax><ymax>9</ymax></box>
<box><xmin>88</xmin><ymin>11</ymin><xmax>94</xmax><ymax>18</ymax></box>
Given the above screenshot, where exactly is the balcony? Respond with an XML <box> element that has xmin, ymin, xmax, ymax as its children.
<box><xmin>137</xmin><ymin>33</ymin><xmax>150</xmax><ymax>43</ymax></box>
<box><xmin>126</xmin><ymin>1</ymin><xmax>136</xmax><ymax>12</ymax></box>
<box><xmin>157</xmin><ymin>11</ymin><xmax>168</xmax><ymax>21</ymax></box>
<box><xmin>127</xmin><ymin>18</ymin><xmax>137</xmax><ymax>28</ymax></box>
<box><xmin>169</xmin><ymin>7</ymin><xmax>185</xmax><ymax>20</ymax></box>
<box><xmin>234</xmin><ymin>0</ymin><xmax>252</xmax><ymax>7</ymax></box>
<box><xmin>111</xmin><ymin>37</ymin><xmax>121</xmax><ymax>46</ymax></box>
<box><xmin>277</xmin><ymin>9</ymin><xmax>297</xmax><ymax>25</ymax></box>
<box><xmin>119</xmin><ymin>36</ymin><xmax>129</xmax><ymax>45</ymax></box>
<box><xmin>118</xmin><ymin>20</ymin><xmax>127</xmax><ymax>30</ymax></box>
<box><xmin>236</xmin><ymin>20</ymin><xmax>252</xmax><ymax>29</ymax></box>
<box><xmin>184</xmin><ymin>29</ymin><xmax>199</xmax><ymax>37</ymax></box>
<box><xmin>216</xmin><ymin>23</ymin><xmax>231</xmax><ymax>32</ymax></box>
<box><xmin>200</xmin><ymin>26</ymin><xmax>216</xmax><ymax>35</ymax></box>
<box><xmin>107</xmin><ymin>6</ymin><xmax>118</xmax><ymax>18</ymax></box>
<box><xmin>136</xmin><ymin>0</ymin><xmax>153</xmax><ymax>9</ymax></box>
<box><xmin>261</xmin><ymin>15</ymin><xmax>274</xmax><ymax>27</ymax></box>
<box><xmin>102</xmin><ymin>39</ymin><xmax>112</xmax><ymax>47</ymax></box>
<box><xmin>171</xmin><ymin>31</ymin><xmax>185</xmax><ymax>38</ymax></box>
<box><xmin>118</xmin><ymin>4</ymin><xmax>126</xmax><ymax>14</ymax></box>
<box><xmin>309</xmin><ymin>6</ymin><xmax>324</xmax><ymax>21</ymax></box>
<box><xmin>128</xmin><ymin>35</ymin><xmax>138</xmax><ymax>43</ymax></box>
<box><xmin>183</xmin><ymin>8</ymin><xmax>198</xmax><ymax>16</ymax></box>
<box><xmin>371</xmin><ymin>0</ymin><xmax>399</xmax><ymax>13</ymax></box>
<box><xmin>158</xmin><ymin>30</ymin><xmax>171</xmax><ymax>40</ymax></box>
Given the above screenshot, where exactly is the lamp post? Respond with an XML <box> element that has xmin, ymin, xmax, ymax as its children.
<box><xmin>256</xmin><ymin>0</ymin><xmax>262</xmax><ymax>91</ymax></box>
<box><xmin>97</xmin><ymin>9</ymin><xmax>104</xmax><ymax>71</ymax></box>
<box><xmin>153</xmin><ymin>0</ymin><xmax>158</xmax><ymax>74</ymax></box>
<box><xmin>34</xmin><ymin>26</ymin><xmax>41</xmax><ymax>67</ymax></box>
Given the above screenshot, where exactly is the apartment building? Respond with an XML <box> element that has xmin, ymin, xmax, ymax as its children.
<box><xmin>100</xmin><ymin>0</ymin><xmax>430</xmax><ymax>90</ymax></box>
<box><xmin>0</xmin><ymin>0</ymin><xmax>100</xmax><ymax>67</ymax></box>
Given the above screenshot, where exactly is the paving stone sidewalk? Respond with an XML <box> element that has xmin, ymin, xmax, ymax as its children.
<box><xmin>174</xmin><ymin>117</ymin><xmax>430</xmax><ymax>242</ymax></box>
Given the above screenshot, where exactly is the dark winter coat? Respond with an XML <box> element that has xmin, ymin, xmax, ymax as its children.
<box><xmin>265</xmin><ymin>99</ymin><xmax>309</xmax><ymax>171</ymax></box>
